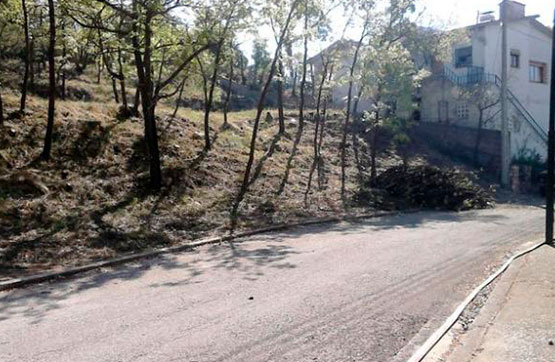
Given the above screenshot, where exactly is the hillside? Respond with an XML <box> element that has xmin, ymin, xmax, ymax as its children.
<box><xmin>0</xmin><ymin>73</ymin><xmax>493</xmax><ymax>277</ymax></box>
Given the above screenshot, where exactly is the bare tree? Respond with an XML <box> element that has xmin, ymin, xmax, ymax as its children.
<box><xmin>340</xmin><ymin>19</ymin><xmax>370</xmax><ymax>202</ymax></box>
<box><xmin>463</xmin><ymin>85</ymin><xmax>500</xmax><ymax>166</ymax></box>
<box><xmin>74</xmin><ymin>0</ymin><xmax>213</xmax><ymax>189</ymax></box>
<box><xmin>0</xmin><ymin>84</ymin><xmax>3</xmax><ymax>127</ymax></box>
<box><xmin>317</xmin><ymin>63</ymin><xmax>334</xmax><ymax>189</ymax></box>
<box><xmin>41</xmin><ymin>0</ymin><xmax>56</xmax><ymax>160</ymax></box>
<box><xmin>305</xmin><ymin>51</ymin><xmax>334</xmax><ymax>203</ymax></box>
<box><xmin>230</xmin><ymin>0</ymin><xmax>300</xmax><ymax>229</ymax></box>
<box><xmin>222</xmin><ymin>44</ymin><xmax>235</xmax><ymax>127</ymax></box>
<box><xmin>20</xmin><ymin>0</ymin><xmax>31</xmax><ymax>113</ymax></box>
<box><xmin>200</xmin><ymin>1</ymin><xmax>242</xmax><ymax>150</ymax></box>
<box><xmin>276</xmin><ymin>51</ymin><xmax>286</xmax><ymax>134</ymax></box>
<box><xmin>171</xmin><ymin>77</ymin><xmax>187</xmax><ymax>119</ymax></box>
<box><xmin>277</xmin><ymin>3</ymin><xmax>309</xmax><ymax>195</ymax></box>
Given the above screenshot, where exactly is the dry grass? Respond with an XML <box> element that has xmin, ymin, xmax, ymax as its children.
<box><xmin>0</xmin><ymin>75</ymin><xmax>373</xmax><ymax>276</ymax></box>
<box><xmin>0</xmin><ymin>74</ymin><xmax>472</xmax><ymax>277</ymax></box>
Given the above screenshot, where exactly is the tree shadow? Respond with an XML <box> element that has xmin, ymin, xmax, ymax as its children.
<box><xmin>69</xmin><ymin>121</ymin><xmax>112</xmax><ymax>164</ymax></box>
<box><xmin>247</xmin><ymin>131</ymin><xmax>283</xmax><ymax>188</ymax></box>
<box><xmin>277</xmin><ymin>123</ymin><xmax>304</xmax><ymax>195</ymax></box>
<box><xmin>243</xmin><ymin>209</ymin><xmax>514</xmax><ymax>244</ymax></box>
<box><xmin>0</xmin><ymin>238</ymin><xmax>299</xmax><ymax>324</ymax></box>
<box><xmin>0</xmin><ymin>204</ymin><xmax>537</xmax><ymax>328</ymax></box>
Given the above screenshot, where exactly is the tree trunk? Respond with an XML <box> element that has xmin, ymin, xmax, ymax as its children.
<box><xmin>204</xmin><ymin>8</ymin><xmax>236</xmax><ymax>149</ymax></box>
<box><xmin>112</xmin><ymin>77</ymin><xmax>120</xmax><ymax>103</ymax></box>
<box><xmin>117</xmin><ymin>46</ymin><xmax>128</xmax><ymax>110</ymax></box>
<box><xmin>474</xmin><ymin>110</ymin><xmax>484</xmax><ymax>167</ymax></box>
<box><xmin>352</xmin><ymin>84</ymin><xmax>365</xmax><ymax>185</ymax></box>
<box><xmin>239</xmin><ymin>55</ymin><xmax>247</xmax><ymax>85</ymax></box>
<box><xmin>41</xmin><ymin>0</ymin><xmax>56</xmax><ymax>161</ymax></box>
<box><xmin>96</xmin><ymin>59</ymin><xmax>102</xmax><ymax>84</ymax></box>
<box><xmin>133</xmin><ymin>86</ymin><xmax>140</xmax><ymax>114</ymax></box>
<box><xmin>132</xmin><ymin>7</ymin><xmax>161</xmax><ymax>190</ymax></box>
<box><xmin>297</xmin><ymin>12</ymin><xmax>309</xmax><ymax>126</ymax></box>
<box><xmin>223</xmin><ymin>60</ymin><xmax>234</xmax><ymax>126</ymax></box>
<box><xmin>341</xmin><ymin>32</ymin><xmax>366</xmax><ymax>202</ymax></box>
<box><xmin>317</xmin><ymin>64</ymin><xmax>334</xmax><ymax>190</ymax></box>
<box><xmin>277</xmin><ymin>56</ymin><xmax>285</xmax><ymax>134</ymax></box>
<box><xmin>231</xmin><ymin>0</ymin><xmax>300</xmax><ymax>228</ymax></box>
<box><xmin>60</xmin><ymin>21</ymin><xmax>66</xmax><ymax>100</ymax></box>
<box><xmin>369</xmin><ymin>87</ymin><xmax>383</xmax><ymax>181</ymax></box>
<box><xmin>172</xmin><ymin>77</ymin><xmax>186</xmax><ymax>119</ymax></box>
<box><xmin>20</xmin><ymin>0</ymin><xmax>31</xmax><ymax>113</ymax></box>
<box><xmin>0</xmin><ymin>87</ymin><xmax>4</xmax><ymax>127</ymax></box>
<box><xmin>291</xmin><ymin>69</ymin><xmax>298</xmax><ymax>97</ymax></box>
<box><xmin>277</xmin><ymin>9</ymin><xmax>308</xmax><ymax>195</ymax></box>
<box><xmin>142</xmin><ymin>12</ymin><xmax>162</xmax><ymax>189</ymax></box>
<box><xmin>304</xmin><ymin>56</ymin><xmax>331</xmax><ymax>204</ymax></box>
<box><xmin>203</xmin><ymin>42</ymin><xmax>223</xmax><ymax>150</ymax></box>
<box><xmin>310</xmin><ymin>62</ymin><xmax>315</xmax><ymax>98</ymax></box>
<box><xmin>120</xmin><ymin>78</ymin><xmax>128</xmax><ymax>108</ymax></box>
<box><xmin>370</xmin><ymin>126</ymin><xmax>378</xmax><ymax>180</ymax></box>
<box><xmin>30</xmin><ymin>37</ymin><xmax>35</xmax><ymax>90</ymax></box>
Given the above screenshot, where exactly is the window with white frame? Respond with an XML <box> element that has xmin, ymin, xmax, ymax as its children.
<box><xmin>529</xmin><ymin>62</ymin><xmax>546</xmax><ymax>83</ymax></box>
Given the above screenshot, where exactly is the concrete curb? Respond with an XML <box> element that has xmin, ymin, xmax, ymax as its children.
<box><xmin>0</xmin><ymin>210</ymin><xmax>407</xmax><ymax>292</ymax></box>
<box><xmin>407</xmin><ymin>238</ymin><xmax>546</xmax><ymax>362</ymax></box>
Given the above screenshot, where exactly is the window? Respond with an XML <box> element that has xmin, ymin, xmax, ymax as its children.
<box><xmin>529</xmin><ymin>62</ymin><xmax>546</xmax><ymax>83</ymax></box>
<box><xmin>456</xmin><ymin>103</ymin><xmax>469</xmax><ymax>120</ymax></box>
<box><xmin>510</xmin><ymin>50</ymin><xmax>520</xmax><ymax>68</ymax></box>
<box><xmin>455</xmin><ymin>47</ymin><xmax>473</xmax><ymax>68</ymax></box>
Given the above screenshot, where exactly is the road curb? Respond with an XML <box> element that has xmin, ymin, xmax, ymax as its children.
<box><xmin>406</xmin><ymin>238</ymin><xmax>546</xmax><ymax>362</ymax></box>
<box><xmin>0</xmin><ymin>210</ymin><xmax>408</xmax><ymax>292</ymax></box>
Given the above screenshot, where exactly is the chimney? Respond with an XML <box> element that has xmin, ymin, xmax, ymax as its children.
<box><xmin>499</xmin><ymin>0</ymin><xmax>526</xmax><ymax>21</ymax></box>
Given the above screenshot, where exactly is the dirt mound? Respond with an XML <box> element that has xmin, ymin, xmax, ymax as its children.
<box><xmin>358</xmin><ymin>165</ymin><xmax>495</xmax><ymax>211</ymax></box>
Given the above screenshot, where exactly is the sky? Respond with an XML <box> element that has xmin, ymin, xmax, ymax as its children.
<box><xmin>418</xmin><ymin>0</ymin><xmax>552</xmax><ymax>28</ymax></box>
<box><xmin>239</xmin><ymin>0</ymin><xmax>554</xmax><ymax>63</ymax></box>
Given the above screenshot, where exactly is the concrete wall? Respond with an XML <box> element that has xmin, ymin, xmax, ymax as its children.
<box><xmin>412</xmin><ymin>122</ymin><xmax>502</xmax><ymax>176</ymax></box>
<box><xmin>420</xmin><ymin>78</ymin><xmax>501</xmax><ymax>129</ymax></box>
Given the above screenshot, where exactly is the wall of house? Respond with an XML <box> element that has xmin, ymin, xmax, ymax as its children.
<box><xmin>420</xmin><ymin>78</ymin><xmax>501</xmax><ymax>129</ymax></box>
<box><xmin>449</xmin><ymin>19</ymin><xmax>551</xmax><ymax>132</ymax></box>
<box><xmin>424</xmin><ymin>16</ymin><xmax>550</xmax><ymax>161</ymax></box>
<box><xmin>421</xmin><ymin>76</ymin><xmax>547</xmax><ymax>160</ymax></box>
<box><xmin>481</xmin><ymin>19</ymin><xmax>551</xmax><ymax>132</ymax></box>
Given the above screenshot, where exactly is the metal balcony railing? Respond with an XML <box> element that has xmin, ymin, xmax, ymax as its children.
<box><xmin>439</xmin><ymin>66</ymin><xmax>547</xmax><ymax>143</ymax></box>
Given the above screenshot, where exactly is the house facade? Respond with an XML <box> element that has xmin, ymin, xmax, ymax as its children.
<box><xmin>308</xmin><ymin>39</ymin><xmax>375</xmax><ymax>112</ymax></box>
<box><xmin>420</xmin><ymin>1</ymin><xmax>552</xmax><ymax>161</ymax></box>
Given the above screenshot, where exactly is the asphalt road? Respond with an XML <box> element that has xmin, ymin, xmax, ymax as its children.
<box><xmin>0</xmin><ymin>204</ymin><xmax>544</xmax><ymax>362</ymax></box>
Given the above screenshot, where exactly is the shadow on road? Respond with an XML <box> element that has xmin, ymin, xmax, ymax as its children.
<box><xmin>0</xmin><ymin>206</ymin><xmax>526</xmax><ymax>325</ymax></box>
<box><xmin>0</xmin><ymin>241</ymin><xmax>298</xmax><ymax>324</ymax></box>
<box><xmin>248</xmin><ymin>209</ymin><xmax>513</xmax><ymax>244</ymax></box>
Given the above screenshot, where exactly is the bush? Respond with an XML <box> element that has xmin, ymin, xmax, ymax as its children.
<box><xmin>358</xmin><ymin>165</ymin><xmax>494</xmax><ymax>211</ymax></box>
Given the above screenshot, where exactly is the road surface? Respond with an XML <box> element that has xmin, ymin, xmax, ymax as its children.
<box><xmin>0</xmin><ymin>204</ymin><xmax>544</xmax><ymax>362</ymax></box>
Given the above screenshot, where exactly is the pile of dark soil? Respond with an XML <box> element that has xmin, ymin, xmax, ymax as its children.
<box><xmin>357</xmin><ymin>165</ymin><xmax>495</xmax><ymax>211</ymax></box>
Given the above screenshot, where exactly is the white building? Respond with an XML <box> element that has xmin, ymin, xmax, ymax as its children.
<box><xmin>420</xmin><ymin>0</ymin><xmax>552</xmax><ymax>161</ymax></box>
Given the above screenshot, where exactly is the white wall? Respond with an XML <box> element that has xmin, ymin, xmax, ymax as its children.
<box><xmin>479</xmin><ymin>19</ymin><xmax>552</xmax><ymax>133</ymax></box>
<box><xmin>439</xmin><ymin>18</ymin><xmax>551</xmax><ymax>160</ymax></box>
